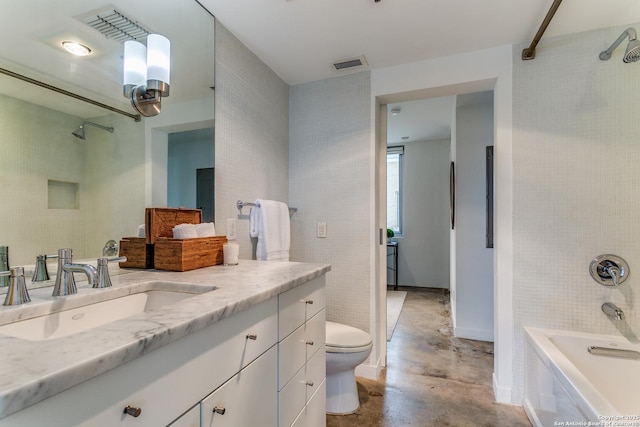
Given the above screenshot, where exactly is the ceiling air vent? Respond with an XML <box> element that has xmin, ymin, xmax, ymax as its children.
<box><xmin>332</xmin><ymin>55</ymin><xmax>369</xmax><ymax>72</ymax></box>
<box><xmin>82</xmin><ymin>8</ymin><xmax>151</xmax><ymax>43</ymax></box>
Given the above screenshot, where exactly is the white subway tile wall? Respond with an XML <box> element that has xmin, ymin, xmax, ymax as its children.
<box><xmin>289</xmin><ymin>72</ymin><xmax>372</xmax><ymax>334</ymax></box>
<box><xmin>512</xmin><ymin>23</ymin><xmax>640</xmax><ymax>402</ymax></box>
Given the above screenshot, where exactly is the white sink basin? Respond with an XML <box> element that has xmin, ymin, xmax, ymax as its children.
<box><xmin>0</xmin><ymin>281</ymin><xmax>215</xmax><ymax>341</ymax></box>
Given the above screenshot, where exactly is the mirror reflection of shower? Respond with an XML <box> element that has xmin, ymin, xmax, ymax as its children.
<box><xmin>72</xmin><ymin>121</ymin><xmax>115</xmax><ymax>140</ymax></box>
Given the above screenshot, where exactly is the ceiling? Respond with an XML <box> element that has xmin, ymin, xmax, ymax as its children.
<box><xmin>199</xmin><ymin>0</ymin><xmax>640</xmax><ymax>144</ymax></box>
<box><xmin>199</xmin><ymin>0</ymin><xmax>640</xmax><ymax>85</ymax></box>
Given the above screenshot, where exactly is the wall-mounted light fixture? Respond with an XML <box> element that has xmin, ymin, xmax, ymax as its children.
<box><xmin>123</xmin><ymin>34</ymin><xmax>170</xmax><ymax>117</ymax></box>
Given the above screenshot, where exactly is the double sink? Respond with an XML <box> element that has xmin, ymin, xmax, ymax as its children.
<box><xmin>0</xmin><ymin>281</ymin><xmax>217</xmax><ymax>341</ymax></box>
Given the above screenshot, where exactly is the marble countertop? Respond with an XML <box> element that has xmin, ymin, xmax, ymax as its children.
<box><xmin>0</xmin><ymin>260</ymin><xmax>330</xmax><ymax>419</ymax></box>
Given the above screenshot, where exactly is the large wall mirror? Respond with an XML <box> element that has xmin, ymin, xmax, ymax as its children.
<box><xmin>0</xmin><ymin>1</ymin><xmax>215</xmax><ymax>280</ymax></box>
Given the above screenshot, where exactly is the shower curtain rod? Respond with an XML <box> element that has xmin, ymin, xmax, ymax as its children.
<box><xmin>0</xmin><ymin>67</ymin><xmax>141</xmax><ymax>122</ymax></box>
<box><xmin>522</xmin><ymin>0</ymin><xmax>563</xmax><ymax>60</ymax></box>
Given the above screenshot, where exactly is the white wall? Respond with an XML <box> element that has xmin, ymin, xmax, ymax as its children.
<box><xmin>167</xmin><ymin>128</ymin><xmax>215</xmax><ymax>209</ymax></box>
<box><xmin>289</xmin><ymin>73</ymin><xmax>372</xmax><ymax>337</ymax></box>
<box><xmin>395</xmin><ymin>139</ymin><xmax>450</xmax><ymax>288</ymax></box>
<box><xmin>214</xmin><ymin>22</ymin><xmax>290</xmax><ymax>259</ymax></box>
<box><xmin>510</xmin><ymin>23</ymin><xmax>640</xmax><ymax>403</ymax></box>
<box><xmin>453</xmin><ymin>101</ymin><xmax>494</xmax><ymax>341</ymax></box>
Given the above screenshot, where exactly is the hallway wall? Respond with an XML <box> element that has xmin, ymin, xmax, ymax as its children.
<box><xmin>395</xmin><ymin>138</ymin><xmax>451</xmax><ymax>288</ymax></box>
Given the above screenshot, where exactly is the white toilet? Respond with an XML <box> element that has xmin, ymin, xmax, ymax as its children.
<box><xmin>325</xmin><ymin>321</ymin><xmax>373</xmax><ymax>415</ymax></box>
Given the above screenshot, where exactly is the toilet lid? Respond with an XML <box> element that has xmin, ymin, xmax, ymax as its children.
<box><xmin>325</xmin><ymin>321</ymin><xmax>372</xmax><ymax>348</ymax></box>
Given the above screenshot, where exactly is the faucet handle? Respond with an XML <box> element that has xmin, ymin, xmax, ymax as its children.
<box><xmin>31</xmin><ymin>254</ymin><xmax>58</xmax><ymax>282</ymax></box>
<box><xmin>3</xmin><ymin>267</ymin><xmax>31</xmax><ymax>306</ymax></box>
<box><xmin>94</xmin><ymin>257</ymin><xmax>127</xmax><ymax>289</ymax></box>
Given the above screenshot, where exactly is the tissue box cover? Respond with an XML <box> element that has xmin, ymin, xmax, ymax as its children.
<box><xmin>146</xmin><ymin>208</ymin><xmax>202</xmax><ymax>244</ymax></box>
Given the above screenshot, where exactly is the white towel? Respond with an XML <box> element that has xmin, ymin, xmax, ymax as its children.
<box><xmin>195</xmin><ymin>222</ymin><xmax>216</xmax><ymax>237</ymax></box>
<box><xmin>250</xmin><ymin>199</ymin><xmax>290</xmax><ymax>261</ymax></box>
<box><xmin>172</xmin><ymin>223</ymin><xmax>198</xmax><ymax>239</ymax></box>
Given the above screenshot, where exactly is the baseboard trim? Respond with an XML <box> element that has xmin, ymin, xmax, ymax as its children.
<box><xmin>355</xmin><ymin>354</ymin><xmax>384</xmax><ymax>380</ymax></box>
<box><xmin>454</xmin><ymin>326</ymin><xmax>494</xmax><ymax>342</ymax></box>
<box><xmin>493</xmin><ymin>372</ymin><xmax>513</xmax><ymax>404</ymax></box>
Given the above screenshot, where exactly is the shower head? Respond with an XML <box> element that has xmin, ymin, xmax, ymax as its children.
<box><xmin>599</xmin><ymin>28</ymin><xmax>640</xmax><ymax>63</ymax></box>
<box><xmin>72</xmin><ymin>121</ymin><xmax>115</xmax><ymax>140</ymax></box>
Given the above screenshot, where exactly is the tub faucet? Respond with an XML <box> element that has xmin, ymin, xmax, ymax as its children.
<box><xmin>602</xmin><ymin>302</ymin><xmax>624</xmax><ymax>321</ymax></box>
<box><xmin>52</xmin><ymin>248</ymin><xmax>98</xmax><ymax>296</ymax></box>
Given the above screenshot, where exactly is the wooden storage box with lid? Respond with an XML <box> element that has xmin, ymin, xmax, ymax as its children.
<box><xmin>119</xmin><ymin>208</ymin><xmax>227</xmax><ymax>271</ymax></box>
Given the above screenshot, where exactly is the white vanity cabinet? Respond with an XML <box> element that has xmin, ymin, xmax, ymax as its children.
<box><xmin>0</xmin><ymin>273</ymin><xmax>327</xmax><ymax>427</ymax></box>
<box><xmin>277</xmin><ymin>277</ymin><xmax>327</xmax><ymax>427</ymax></box>
<box><xmin>1</xmin><ymin>296</ymin><xmax>278</xmax><ymax>427</ymax></box>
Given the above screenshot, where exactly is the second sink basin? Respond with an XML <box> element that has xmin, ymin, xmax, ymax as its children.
<box><xmin>0</xmin><ymin>281</ymin><xmax>216</xmax><ymax>341</ymax></box>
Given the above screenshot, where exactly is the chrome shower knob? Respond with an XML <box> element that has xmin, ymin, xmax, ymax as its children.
<box><xmin>589</xmin><ymin>254</ymin><xmax>629</xmax><ymax>287</ymax></box>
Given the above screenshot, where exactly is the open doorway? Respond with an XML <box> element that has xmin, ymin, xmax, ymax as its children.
<box><xmin>383</xmin><ymin>90</ymin><xmax>495</xmax><ymax>342</ymax></box>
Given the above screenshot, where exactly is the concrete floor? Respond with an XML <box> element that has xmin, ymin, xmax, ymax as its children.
<box><xmin>326</xmin><ymin>287</ymin><xmax>531</xmax><ymax>427</ymax></box>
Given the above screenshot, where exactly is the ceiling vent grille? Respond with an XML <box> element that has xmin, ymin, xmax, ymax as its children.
<box><xmin>332</xmin><ymin>55</ymin><xmax>369</xmax><ymax>72</ymax></box>
<box><xmin>83</xmin><ymin>9</ymin><xmax>151</xmax><ymax>43</ymax></box>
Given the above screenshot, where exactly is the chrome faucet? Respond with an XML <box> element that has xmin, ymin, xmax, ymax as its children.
<box><xmin>602</xmin><ymin>302</ymin><xmax>624</xmax><ymax>321</ymax></box>
<box><xmin>94</xmin><ymin>256</ymin><xmax>126</xmax><ymax>288</ymax></box>
<box><xmin>2</xmin><ymin>267</ymin><xmax>31</xmax><ymax>306</ymax></box>
<box><xmin>52</xmin><ymin>248</ymin><xmax>98</xmax><ymax>296</ymax></box>
<box><xmin>0</xmin><ymin>246</ymin><xmax>9</xmax><ymax>288</ymax></box>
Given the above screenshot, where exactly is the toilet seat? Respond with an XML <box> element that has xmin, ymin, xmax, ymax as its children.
<box><xmin>326</xmin><ymin>321</ymin><xmax>373</xmax><ymax>354</ymax></box>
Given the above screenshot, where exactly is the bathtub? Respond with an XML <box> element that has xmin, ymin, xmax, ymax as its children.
<box><xmin>524</xmin><ymin>327</ymin><xmax>640</xmax><ymax>426</ymax></box>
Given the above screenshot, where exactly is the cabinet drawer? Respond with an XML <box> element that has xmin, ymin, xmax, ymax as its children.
<box><xmin>201</xmin><ymin>346</ymin><xmax>277</xmax><ymax>427</ymax></box>
<box><xmin>278</xmin><ymin>324</ymin><xmax>307</xmax><ymax>389</ymax></box>
<box><xmin>168</xmin><ymin>405</ymin><xmax>200</xmax><ymax>427</ymax></box>
<box><xmin>1</xmin><ymin>297</ymin><xmax>278</xmax><ymax>427</ymax></box>
<box><xmin>305</xmin><ymin>309</ymin><xmax>325</xmax><ymax>361</ymax></box>
<box><xmin>278</xmin><ymin>277</ymin><xmax>325</xmax><ymax>339</ymax></box>
<box><xmin>305</xmin><ymin>344</ymin><xmax>326</xmax><ymax>404</ymax></box>
<box><xmin>305</xmin><ymin>380</ymin><xmax>327</xmax><ymax>427</ymax></box>
<box><xmin>278</xmin><ymin>366</ymin><xmax>306</xmax><ymax>427</ymax></box>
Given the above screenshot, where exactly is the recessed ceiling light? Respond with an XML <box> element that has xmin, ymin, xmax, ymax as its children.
<box><xmin>401</xmin><ymin>136</ymin><xmax>410</xmax><ymax>140</ymax></box>
<box><xmin>390</xmin><ymin>107</ymin><xmax>401</xmax><ymax>116</ymax></box>
<box><xmin>61</xmin><ymin>41</ymin><xmax>92</xmax><ymax>57</ymax></box>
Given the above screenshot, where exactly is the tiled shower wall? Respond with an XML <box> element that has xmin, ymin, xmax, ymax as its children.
<box><xmin>289</xmin><ymin>72</ymin><xmax>372</xmax><ymax>334</ymax></box>
<box><xmin>214</xmin><ymin>22</ymin><xmax>290</xmax><ymax>258</ymax></box>
<box><xmin>512</xmin><ymin>23</ymin><xmax>640</xmax><ymax>402</ymax></box>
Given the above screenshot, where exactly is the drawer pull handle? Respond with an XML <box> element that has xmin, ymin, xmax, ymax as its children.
<box><xmin>306</xmin><ymin>381</ymin><xmax>314</xmax><ymax>387</ymax></box>
<box><xmin>306</xmin><ymin>340</ymin><xmax>314</xmax><ymax>346</ymax></box>
<box><xmin>123</xmin><ymin>405</ymin><xmax>142</xmax><ymax>418</ymax></box>
<box><xmin>246</xmin><ymin>333</ymin><xmax>257</xmax><ymax>340</ymax></box>
<box><xmin>304</xmin><ymin>300</ymin><xmax>314</xmax><ymax>305</ymax></box>
<box><xmin>213</xmin><ymin>406</ymin><xmax>226</xmax><ymax>415</ymax></box>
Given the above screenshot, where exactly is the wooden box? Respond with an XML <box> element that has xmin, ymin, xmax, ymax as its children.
<box><xmin>119</xmin><ymin>237</ymin><xmax>155</xmax><ymax>269</ymax></box>
<box><xmin>154</xmin><ymin>236</ymin><xmax>228</xmax><ymax>272</ymax></box>
<box><xmin>119</xmin><ymin>208</ymin><xmax>203</xmax><ymax>269</ymax></box>
<box><xmin>146</xmin><ymin>208</ymin><xmax>202</xmax><ymax>244</ymax></box>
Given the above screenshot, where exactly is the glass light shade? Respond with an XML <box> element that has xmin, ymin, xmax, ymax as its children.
<box><xmin>123</xmin><ymin>41</ymin><xmax>147</xmax><ymax>88</ymax></box>
<box><xmin>146</xmin><ymin>34</ymin><xmax>170</xmax><ymax>84</ymax></box>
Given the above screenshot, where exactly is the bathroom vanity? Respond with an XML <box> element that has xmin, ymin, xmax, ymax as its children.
<box><xmin>0</xmin><ymin>261</ymin><xmax>329</xmax><ymax>426</ymax></box>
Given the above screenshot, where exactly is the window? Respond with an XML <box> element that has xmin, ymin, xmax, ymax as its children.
<box><xmin>387</xmin><ymin>146</ymin><xmax>404</xmax><ymax>234</ymax></box>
